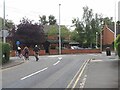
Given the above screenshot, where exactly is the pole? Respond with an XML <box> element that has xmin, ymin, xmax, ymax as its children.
<box><xmin>100</xmin><ymin>31</ymin><xmax>102</xmax><ymax>53</ymax></box>
<box><xmin>3</xmin><ymin>0</ymin><xmax>6</xmax><ymax>43</ymax></box>
<box><xmin>96</xmin><ymin>32</ymin><xmax>98</xmax><ymax>49</ymax></box>
<box><xmin>59</xmin><ymin>4</ymin><xmax>61</xmax><ymax>54</ymax></box>
<box><xmin>114</xmin><ymin>1</ymin><xmax>117</xmax><ymax>54</ymax></box>
<box><xmin>114</xmin><ymin>1</ymin><xmax>117</xmax><ymax>41</ymax></box>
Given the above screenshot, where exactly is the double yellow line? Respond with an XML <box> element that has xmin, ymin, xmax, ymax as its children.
<box><xmin>66</xmin><ymin>59</ymin><xmax>91</xmax><ymax>89</ymax></box>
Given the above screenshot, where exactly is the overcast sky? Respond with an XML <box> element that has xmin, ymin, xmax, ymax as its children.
<box><xmin>0</xmin><ymin>0</ymin><xmax>119</xmax><ymax>26</ymax></box>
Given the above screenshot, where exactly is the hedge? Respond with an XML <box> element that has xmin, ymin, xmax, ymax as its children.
<box><xmin>114</xmin><ymin>34</ymin><xmax>120</xmax><ymax>59</ymax></box>
<box><xmin>0</xmin><ymin>42</ymin><xmax>2</xmax><ymax>65</ymax></box>
<box><xmin>0</xmin><ymin>42</ymin><xmax>10</xmax><ymax>64</ymax></box>
<box><xmin>117</xmin><ymin>42</ymin><xmax>120</xmax><ymax>59</ymax></box>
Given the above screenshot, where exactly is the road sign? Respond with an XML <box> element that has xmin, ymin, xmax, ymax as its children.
<box><xmin>16</xmin><ymin>41</ymin><xmax>20</xmax><ymax>45</ymax></box>
<box><xmin>2</xmin><ymin>30</ymin><xmax>9</xmax><ymax>37</ymax></box>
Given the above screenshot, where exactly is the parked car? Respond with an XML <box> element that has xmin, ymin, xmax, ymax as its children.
<box><xmin>71</xmin><ymin>46</ymin><xmax>82</xmax><ymax>49</ymax></box>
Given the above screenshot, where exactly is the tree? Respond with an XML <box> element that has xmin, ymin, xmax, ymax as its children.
<box><xmin>0</xmin><ymin>17</ymin><xmax>14</xmax><ymax>30</ymax></box>
<box><xmin>39</xmin><ymin>15</ymin><xmax>48</xmax><ymax>25</ymax></box>
<box><xmin>14</xmin><ymin>18</ymin><xmax>46</xmax><ymax>47</ymax></box>
<box><xmin>48</xmin><ymin>15</ymin><xmax>56</xmax><ymax>25</ymax></box>
<box><xmin>102</xmin><ymin>17</ymin><xmax>113</xmax><ymax>25</ymax></box>
<box><xmin>47</xmin><ymin>25</ymin><xmax>70</xmax><ymax>38</ymax></box>
<box><xmin>72</xmin><ymin>6</ymin><xmax>103</xmax><ymax>48</ymax></box>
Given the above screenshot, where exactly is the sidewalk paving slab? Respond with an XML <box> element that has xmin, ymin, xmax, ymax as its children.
<box><xmin>2</xmin><ymin>57</ymin><xmax>24</xmax><ymax>69</ymax></box>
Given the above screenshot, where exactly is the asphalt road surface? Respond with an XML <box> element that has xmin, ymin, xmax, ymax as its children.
<box><xmin>2</xmin><ymin>53</ymin><xmax>119</xmax><ymax>89</ymax></box>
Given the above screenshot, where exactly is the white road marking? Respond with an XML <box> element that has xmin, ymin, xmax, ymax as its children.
<box><xmin>66</xmin><ymin>59</ymin><xmax>90</xmax><ymax>88</ymax></box>
<box><xmin>72</xmin><ymin>59</ymin><xmax>90</xmax><ymax>89</ymax></box>
<box><xmin>21</xmin><ymin>67</ymin><xmax>48</xmax><ymax>80</ymax></box>
<box><xmin>80</xmin><ymin>75</ymin><xmax>87</xmax><ymax>88</ymax></box>
<box><xmin>91</xmin><ymin>60</ymin><xmax>103</xmax><ymax>62</ymax></box>
<box><xmin>48</xmin><ymin>56</ymin><xmax>57</xmax><ymax>58</ymax></box>
<box><xmin>53</xmin><ymin>61</ymin><xmax>60</xmax><ymax>66</ymax></box>
<box><xmin>58</xmin><ymin>57</ymin><xmax>62</xmax><ymax>60</ymax></box>
<box><xmin>89</xmin><ymin>54</ymin><xmax>98</xmax><ymax>56</ymax></box>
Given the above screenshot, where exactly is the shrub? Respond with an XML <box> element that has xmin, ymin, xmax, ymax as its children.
<box><xmin>1</xmin><ymin>43</ymin><xmax>10</xmax><ymax>64</ymax></box>
<box><xmin>115</xmin><ymin>34</ymin><xmax>120</xmax><ymax>58</ymax></box>
<box><xmin>117</xmin><ymin>42</ymin><xmax>120</xmax><ymax>59</ymax></box>
<box><xmin>50</xmin><ymin>45</ymin><xmax>56</xmax><ymax>49</ymax></box>
<box><xmin>0</xmin><ymin>42</ymin><xmax>2</xmax><ymax>65</ymax></box>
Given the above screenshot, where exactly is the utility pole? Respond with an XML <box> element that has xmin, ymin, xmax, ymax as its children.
<box><xmin>59</xmin><ymin>4</ymin><xmax>61</xmax><ymax>54</ymax></box>
<box><xmin>114</xmin><ymin>1</ymin><xmax>117</xmax><ymax>41</ymax></box>
<box><xmin>3</xmin><ymin>0</ymin><xmax>6</xmax><ymax>43</ymax></box>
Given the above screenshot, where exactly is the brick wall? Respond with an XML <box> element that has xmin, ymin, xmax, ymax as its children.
<box><xmin>102</xmin><ymin>25</ymin><xmax>114</xmax><ymax>45</ymax></box>
<box><xmin>10</xmin><ymin>49</ymin><xmax>101</xmax><ymax>57</ymax></box>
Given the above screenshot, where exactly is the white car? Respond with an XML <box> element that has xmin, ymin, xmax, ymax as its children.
<box><xmin>71</xmin><ymin>46</ymin><xmax>82</xmax><ymax>49</ymax></box>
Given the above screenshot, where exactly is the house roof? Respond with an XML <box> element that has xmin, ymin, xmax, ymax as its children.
<box><xmin>107</xmin><ymin>24</ymin><xmax>120</xmax><ymax>35</ymax></box>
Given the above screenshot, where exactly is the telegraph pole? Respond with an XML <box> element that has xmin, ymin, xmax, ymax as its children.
<box><xmin>3</xmin><ymin>0</ymin><xmax>6</xmax><ymax>43</ymax></box>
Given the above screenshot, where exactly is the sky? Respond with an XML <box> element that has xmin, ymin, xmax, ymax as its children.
<box><xmin>0</xmin><ymin>0</ymin><xmax>120</xmax><ymax>26</ymax></box>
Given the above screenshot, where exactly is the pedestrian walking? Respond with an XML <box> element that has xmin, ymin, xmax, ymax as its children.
<box><xmin>23</xmin><ymin>46</ymin><xmax>29</xmax><ymax>60</ymax></box>
<box><xmin>33</xmin><ymin>45</ymin><xmax>40</xmax><ymax>61</ymax></box>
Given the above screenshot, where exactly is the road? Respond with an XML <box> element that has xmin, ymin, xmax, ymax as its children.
<box><xmin>2</xmin><ymin>53</ymin><xmax>119</xmax><ymax>89</ymax></box>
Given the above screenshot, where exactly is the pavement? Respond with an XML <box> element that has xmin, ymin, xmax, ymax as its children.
<box><xmin>2</xmin><ymin>57</ymin><xmax>25</xmax><ymax>69</ymax></box>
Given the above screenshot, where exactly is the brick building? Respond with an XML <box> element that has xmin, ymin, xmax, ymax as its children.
<box><xmin>102</xmin><ymin>24</ymin><xmax>120</xmax><ymax>49</ymax></box>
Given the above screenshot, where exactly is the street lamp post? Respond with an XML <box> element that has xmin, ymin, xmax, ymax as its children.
<box><xmin>58</xmin><ymin>4</ymin><xmax>61</xmax><ymax>54</ymax></box>
<box><xmin>3</xmin><ymin>0</ymin><xmax>6</xmax><ymax>43</ymax></box>
<box><xmin>114</xmin><ymin>1</ymin><xmax>117</xmax><ymax>41</ymax></box>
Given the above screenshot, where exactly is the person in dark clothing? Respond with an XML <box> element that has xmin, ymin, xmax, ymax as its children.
<box><xmin>33</xmin><ymin>45</ymin><xmax>40</xmax><ymax>61</ymax></box>
<box><xmin>23</xmin><ymin>46</ymin><xmax>29</xmax><ymax>60</ymax></box>
<box><xmin>43</xmin><ymin>41</ymin><xmax>50</xmax><ymax>55</ymax></box>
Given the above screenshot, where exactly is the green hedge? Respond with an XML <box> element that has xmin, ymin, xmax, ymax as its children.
<box><xmin>0</xmin><ymin>42</ymin><xmax>10</xmax><ymax>64</ymax></box>
<box><xmin>117</xmin><ymin>42</ymin><xmax>120</xmax><ymax>59</ymax></box>
<box><xmin>115</xmin><ymin>34</ymin><xmax>120</xmax><ymax>58</ymax></box>
<box><xmin>0</xmin><ymin>42</ymin><xmax>2</xmax><ymax>64</ymax></box>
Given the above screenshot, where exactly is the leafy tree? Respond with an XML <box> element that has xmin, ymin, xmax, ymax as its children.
<box><xmin>38</xmin><ymin>15</ymin><xmax>57</xmax><ymax>25</ymax></box>
<box><xmin>47</xmin><ymin>25</ymin><xmax>70</xmax><ymax>38</ymax></box>
<box><xmin>39</xmin><ymin>15</ymin><xmax>48</xmax><ymax>25</ymax></box>
<box><xmin>72</xmin><ymin>6</ymin><xmax>103</xmax><ymax>48</ymax></box>
<box><xmin>14</xmin><ymin>18</ymin><xmax>46</xmax><ymax>47</ymax></box>
<box><xmin>102</xmin><ymin>17</ymin><xmax>113</xmax><ymax>25</ymax></box>
<box><xmin>0</xmin><ymin>17</ymin><xmax>14</xmax><ymax>30</ymax></box>
<box><xmin>48</xmin><ymin>15</ymin><xmax>56</xmax><ymax>25</ymax></box>
<box><xmin>117</xmin><ymin>21</ymin><xmax>120</xmax><ymax>25</ymax></box>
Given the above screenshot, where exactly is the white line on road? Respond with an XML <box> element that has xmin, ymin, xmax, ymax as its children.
<box><xmin>21</xmin><ymin>67</ymin><xmax>48</xmax><ymax>80</ymax></box>
<box><xmin>72</xmin><ymin>59</ymin><xmax>90</xmax><ymax>88</ymax></box>
<box><xmin>53</xmin><ymin>61</ymin><xmax>60</xmax><ymax>66</ymax></box>
<box><xmin>91</xmin><ymin>60</ymin><xmax>103</xmax><ymax>62</ymax></box>
<box><xmin>80</xmin><ymin>75</ymin><xmax>87</xmax><ymax>88</ymax></box>
<box><xmin>66</xmin><ymin>59</ymin><xmax>90</xmax><ymax>89</ymax></box>
<box><xmin>66</xmin><ymin>60</ymin><xmax>88</xmax><ymax>88</ymax></box>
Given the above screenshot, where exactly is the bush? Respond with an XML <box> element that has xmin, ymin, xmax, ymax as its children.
<box><xmin>50</xmin><ymin>45</ymin><xmax>56</xmax><ymax>49</ymax></box>
<box><xmin>117</xmin><ymin>42</ymin><xmax>120</xmax><ymax>59</ymax></box>
<box><xmin>0</xmin><ymin>42</ymin><xmax>2</xmax><ymax>65</ymax></box>
<box><xmin>1</xmin><ymin>42</ymin><xmax>10</xmax><ymax>64</ymax></box>
<box><xmin>115</xmin><ymin>34</ymin><xmax>120</xmax><ymax>58</ymax></box>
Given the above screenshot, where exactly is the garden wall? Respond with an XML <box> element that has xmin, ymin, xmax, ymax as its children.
<box><xmin>10</xmin><ymin>49</ymin><xmax>101</xmax><ymax>57</ymax></box>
